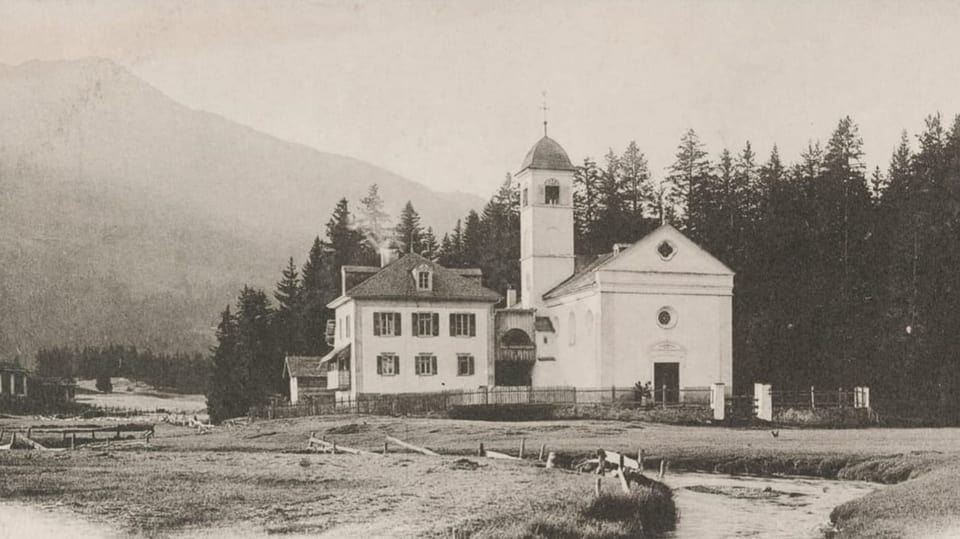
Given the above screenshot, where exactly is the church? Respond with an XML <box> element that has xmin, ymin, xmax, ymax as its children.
<box><xmin>306</xmin><ymin>133</ymin><xmax>733</xmax><ymax>404</ymax></box>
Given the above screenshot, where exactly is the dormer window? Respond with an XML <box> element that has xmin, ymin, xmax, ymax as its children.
<box><xmin>544</xmin><ymin>178</ymin><xmax>560</xmax><ymax>205</ymax></box>
<box><xmin>413</xmin><ymin>264</ymin><xmax>433</xmax><ymax>290</ymax></box>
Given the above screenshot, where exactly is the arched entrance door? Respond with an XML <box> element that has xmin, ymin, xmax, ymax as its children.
<box><xmin>497</xmin><ymin>328</ymin><xmax>536</xmax><ymax>386</ymax></box>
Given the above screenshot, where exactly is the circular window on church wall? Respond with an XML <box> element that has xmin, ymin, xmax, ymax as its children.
<box><xmin>657</xmin><ymin>307</ymin><xmax>677</xmax><ymax>329</ymax></box>
<box><xmin>657</xmin><ymin>240</ymin><xmax>677</xmax><ymax>260</ymax></box>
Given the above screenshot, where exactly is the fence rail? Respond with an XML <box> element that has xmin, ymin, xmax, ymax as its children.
<box><xmin>251</xmin><ymin>385</ymin><xmax>715</xmax><ymax>420</ymax></box>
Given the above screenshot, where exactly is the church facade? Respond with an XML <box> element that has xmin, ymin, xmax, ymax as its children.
<box><xmin>495</xmin><ymin>135</ymin><xmax>734</xmax><ymax>401</ymax></box>
<box><xmin>315</xmin><ymin>134</ymin><xmax>733</xmax><ymax>402</ymax></box>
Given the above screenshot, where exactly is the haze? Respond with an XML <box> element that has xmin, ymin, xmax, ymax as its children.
<box><xmin>3</xmin><ymin>0</ymin><xmax>960</xmax><ymax>197</ymax></box>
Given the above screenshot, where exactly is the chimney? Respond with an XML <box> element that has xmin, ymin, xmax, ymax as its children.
<box><xmin>506</xmin><ymin>287</ymin><xmax>517</xmax><ymax>308</ymax></box>
<box><xmin>379</xmin><ymin>247</ymin><xmax>397</xmax><ymax>268</ymax></box>
<box><xmin>613</xmin><ymin>243</ymin><xmax>632</xmax><ymax>255</ymax></box>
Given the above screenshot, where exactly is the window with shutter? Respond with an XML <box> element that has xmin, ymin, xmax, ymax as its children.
<box><xmin>415</xmin><ymin>354</ymin><xmax>437</xmax><ymax>376</ymax></box>
<box><xmin>378</xmin><ymin>354</ymin><xmax>397</xmax><ymax>376</ymax></box>
<box><xmin>450</xmin><ymin>313</ymin><xmax>476</xmax><ymax>337</ymax></box>
<box><xmin>374</xmin><ymin>312</ymin><xmax>401</xmax><ymax>336</ymax></box>
<box><xmin>457</xmin><ymin>354</ymin><xmax>475</xmax><ymax>376</ymax></box>
<box><xmin>413</xmin><ymin>312</ymin><xmax>438</xmax><ymax>337</ymax></box>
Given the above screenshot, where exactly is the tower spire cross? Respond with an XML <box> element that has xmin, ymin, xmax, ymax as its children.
<box><xmin>540</xmin><ymin>91</ymin><xmax>549</xmax><ymax>136</ymax></box>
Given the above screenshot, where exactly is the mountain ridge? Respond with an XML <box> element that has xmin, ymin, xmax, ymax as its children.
<box><xmin>0</xmin><ymin>57</ymin><xmax>486</xmax><ymax>361</ymax></box>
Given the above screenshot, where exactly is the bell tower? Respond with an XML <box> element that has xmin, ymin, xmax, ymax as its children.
<box><xmin>517</xmin><ymin>134</ymin><xmax>576</xmax><ymax>310</ymax></box>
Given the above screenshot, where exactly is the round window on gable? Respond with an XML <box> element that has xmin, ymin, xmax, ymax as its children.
<box><xmin>657</xmin><ymin>240</ymin><xmax>677</xmax><ymax>260</ymax></box>
<box><xmin>657</xmin><ymin>307</ymin><xmax>677</xmax><ymax>329</ymax></box>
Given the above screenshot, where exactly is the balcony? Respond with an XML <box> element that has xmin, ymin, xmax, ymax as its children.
<box><xmin>333</xmin><ymin>370</ymin><xmax>351</xmax><ymax>390</ymax></box>
<box><xmin>499</xmin><ymin>346</ymin><xmax>536</xmax><ymax>362</ymax></box>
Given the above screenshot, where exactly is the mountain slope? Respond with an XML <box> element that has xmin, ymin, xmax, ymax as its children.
<box><xmin>0</xmin><ymin>58</ymin><xmax>484</xmax><ymax>361</ymax></box>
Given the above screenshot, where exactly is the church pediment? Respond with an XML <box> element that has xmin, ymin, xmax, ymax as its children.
<box><xmin>601</xmin><ymin>225</ymin><xmax>734</xmax><ymax>276</ymax></box>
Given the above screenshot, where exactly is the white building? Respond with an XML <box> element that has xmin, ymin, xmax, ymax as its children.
<box><xmin>495</xmin><ymin>134</ymin><xmax>735</xmax><ymax>401</ymax></box>
<box><xmin>303</xmin><ymin>133</ymin><xmax>734</xmax><ymax>403</ymax></box>
<box><xmin>323</xmin><ymin>254</ymin><xmax>499</xmax><ymax>399</ymax></box>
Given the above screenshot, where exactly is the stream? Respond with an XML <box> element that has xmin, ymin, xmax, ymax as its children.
<box><xmin>662</xmin><ymin>472</ymin><xmax>878</xmax><ymax>538</ymax></box>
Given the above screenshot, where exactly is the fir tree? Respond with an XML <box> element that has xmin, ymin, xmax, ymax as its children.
<box><xmin>665</xmin><ymin>129</ymin><xmax>712</xmax><ymax>238</ymax></box>
<box><xmin>358</xmin><ymin>184</ymin><xmax>392</xmax><ymax>248</ymax></box>
<box><xmin>395</xmin><ymin>201</ymin><xmax>424</xmax><ymax>254</ymax></box>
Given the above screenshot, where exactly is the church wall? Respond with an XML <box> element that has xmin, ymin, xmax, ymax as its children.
<box><xmin>599</xmin><ymin>292</ymin><xmax>732</xmax><ymax>393</ymax></box>
<box><xmin>535</xmin><ymin>292</ymin><xmax>602</xmax><ymax>387</ymax></box>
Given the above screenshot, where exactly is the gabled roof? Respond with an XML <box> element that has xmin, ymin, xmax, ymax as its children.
<box><xmin>543</xmin><ymin>224</ymin><xmax>733</xmax><ymax>300</ymax></box>
<box><xmin>519</xmin><ymin>136</ymin><xmax>576</xmax><ymax>172</ymax></box>
<box><xmin>543</xmin><ymin>252</ymin><xmax>616</xmax><ymax>299</ymax></box>
<box><xmin>338</xmin><ymin>253</ymin><xmax>500</xmax><ymax>303</ymax></box>
<box><xmin>283</xmin><ymin>356</ymin><xmax>327</xmax><ymax>378</ymax></box>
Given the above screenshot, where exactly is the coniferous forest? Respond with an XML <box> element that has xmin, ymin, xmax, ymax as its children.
<box><xmin>202</xmin><ymin>115</ymin><xmax>960</xmax><ymax>422</ymax></box>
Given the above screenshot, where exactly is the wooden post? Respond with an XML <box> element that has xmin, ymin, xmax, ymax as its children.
<box><xmin>638</xmin><ymin>449</ymin><xmax>645</xmax><ymax>473</ymax></box>
<box><xmin>619</xmin><ymin>453</ymin><xmax>625</xmax><ymax>472</ymax></box>
<box><xmin>383</xmin><ymin>441</ymin><xmax>388</xmax><ymax>455</ymax></box>
<box><xmin>838</xmin><ymin>387</ymin><xmax>844</xmax><ymax>409</ymax></box>
<box><xmin>594</xmin><ymin>476</ymin><xmax>602</xmax><ymax>497</ymax></box>
<box><xmin>519</xmin><ymin>438</ymin><xmax>525</xmax><ymax>459</ymax></box>
<box><xmin>11</xmin><ymin>432</ymin><xmax>16</xmax><ymax>447</ymax></box>
<box><xmin>662</xmin><ymin>385</ymin><xmax>667</xmax><ymax>409</ymax></box>
<box><xmin>92</xmin><ymin>430</ymin><xmax>96</xmax><ymax>441</ymax></box>
<box><xmin>546</xmin><ymin>452</ymin><xmax>556</xmax><ymax>469</ymax></box>
<box><xmin>116</xmin><ymin>426</ymin><xmax>121</xmax><ymax>440</ymax></box>
<box><xmin>611</xmin><ymin>385</ymin><xmax>616</xmax><ymax>402</ymax></box>
<box><xmin>27</xmin><ymin>427</ymin><xmax>31</xmax><ymax>439</ymax></box>
<box><xmin>596</xmin><ymin>449</ymin><xmax>605</xmax><ymax>475</ymax></box>
<box><xmin>332</xmin><ymin>441</ymin><xmax>337</xmax><ymax>454</ymax></box>
<box><xmin>538</xmin><ymin>444</ymin><xmax>545</xmax><ymax>462</ymax></box>
<box><xmin>70</xmin><ymin>433</ymin><xmax>76</xmax><ymax>451</ymax></box>
<box><xmin>810</xmin><ymin>385</ymin><xmax>816</xmax><ymax>410</ymax></box>
<box><xmin>658</xmin><ymin>459</ymin><xmax>665</xmax><ymax>480</ymax></box>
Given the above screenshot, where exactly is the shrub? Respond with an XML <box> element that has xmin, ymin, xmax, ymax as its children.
<box><xmin>95</xmin><ymin>375</ymin><xmax>113</xmax><ymax>393</ymax></box>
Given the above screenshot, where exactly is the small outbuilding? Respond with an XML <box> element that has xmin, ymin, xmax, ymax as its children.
<box><xmin>282</xmin><ymin>356</ymin><xmax>328</xmax><ymax>404</ymax></box>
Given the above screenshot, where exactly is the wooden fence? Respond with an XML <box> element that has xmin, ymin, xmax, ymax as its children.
<box><xmin>251</xmin><ymin>385</ymin><xmax>715</xmax><ymax>420</ymax></box>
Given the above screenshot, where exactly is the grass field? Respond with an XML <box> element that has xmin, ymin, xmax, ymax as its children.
<box><xmin>74</xmin><ymin>378</ymin><xmax>207</xmax><ymax>414</ymax></box>
<box><xmin>2</xmin><ymin>413</ymin><xmax>960</xmax><ymax>537</ymax></box>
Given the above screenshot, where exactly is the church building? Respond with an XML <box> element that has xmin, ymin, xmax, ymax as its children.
<box><xmin>493</xmin><ymin>134</ymin><xmax>734</xmax><ymax>402</ymax></box>
<box><xmin>311</xmin><ymin>132</ymin><xmax>733</xmax><ymax>403</ymax></box>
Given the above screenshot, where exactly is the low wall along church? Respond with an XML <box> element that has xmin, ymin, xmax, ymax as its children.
<box><xmin>289</xmin><ymin>133</ymin><xmax>734</xmax><ymax>404</ymax></box>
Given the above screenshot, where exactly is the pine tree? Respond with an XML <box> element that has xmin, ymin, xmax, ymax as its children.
<box><xmin>273</xmin><ymin>257</ymin><xmax>303</xmax><ymax>356</ymax></box>
<box><xmin>235</xmin><ymin>286</ymin><xmax>278</xmax><ymax>399</ymax></box>
<box><xmin>206</xmin><ymin>306</ymin><xmax>246</xmax><ymax>423</ymax></box>
<box><xmin>395</xmin><ymin>201</ymin><xmax>424</xmax><ymax>254</ymax></box>
<box><xmin>573</xmin><ymin>157</ymin><xmax>604</xmax><ymax>254</ymax></box>
<box><xmin>665</xmin><ymin>129</ymin><xmax>712</xmax><ymax>238</ymax></box>
<box><xmin>327</xmin><ymin>198</ymin><xmax>377</xmax><ymax>270</ymax></box>
<box><xmin>461</xmin><ymin>210</ymin><xmax>483</xmax><ymax>267</ymax></box>
<box><xmin>300</xmin><ymin>237</ymin><xmax>336</xmax><ymax>355</ymax></box>
<box><xmin>620</xmin><ymin>141</ymin><xmax>656</xmax><ymax>237</ymax></box>
<box><xmin>420</xmin><ymin>227</ymin><xmax>439</xmax><ymax>260</ymax></box>
<box><xmin>358</xmin><ymin>184</ymin><xmax>393</xmax><ymax>248</ymax></box>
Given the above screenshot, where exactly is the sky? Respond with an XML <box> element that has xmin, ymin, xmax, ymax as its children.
<box><xmin>2</xmin><ymin>0</ymin><xmax>960</xmax><ymax>199</ymax></box>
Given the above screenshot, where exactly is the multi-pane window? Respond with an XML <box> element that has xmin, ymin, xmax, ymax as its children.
<box><xmin>373</xmin><ymin>312</ymin><xmax>402</xmax><ymax>336</ymax></box>
<box><xmin>377</xmin><ymin>353</ymin><xmax>399</xmax><ymax>376</ymax></box>
<box><xmin>457</xmin><ymin>354</ymin><xmax>475</xmax><ymax>376</ymax></box>
<box><xmin>412</xmin><ymin>312</ymin><xmax>439</xmax><ymax>337</ymax></box>
<box><xmin>415</xmin><ymin>354</ymin><xmax>438</xmax><ymax>376</ymax></box>
<box><xmin>449</xmin><ymin>313</ymin><xmax>476</xmax><ymax>337</ymax></box>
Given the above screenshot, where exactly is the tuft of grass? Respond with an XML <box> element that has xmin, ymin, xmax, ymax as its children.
<box><xmin>453</xmin><ymin>481</ymin><xmax>677</xmax><ymax>539</ymax></box>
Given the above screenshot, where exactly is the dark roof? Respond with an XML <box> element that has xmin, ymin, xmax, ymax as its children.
<box><xmin>520</xmin><ymin>136</ymin><xmax>575</xmax><ymax>172</ymax></box>
<box><xmin>343</xmin><ymin>253</ymin><xmax>500</xmax><ymax>302</ymax></box>
<box><xmin>543</xmin><ymin>252</ymin><xmax>616</xmax><ymax>299</ymax></box>
<box><xmin>283</xmin><ymin>356</ymin><xmax>328</xmax><ymax>378</ymax></box>
<box><xmin>535</xmin><ymin>316</ymin><xmax>555</xmax><ymax>333</ymax></box>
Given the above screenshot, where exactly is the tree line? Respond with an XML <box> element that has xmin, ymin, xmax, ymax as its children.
<box><xmin>208</xmin><ymin>113</ymin><xmax>960</xmax><ymax>421</ymax></box>
<box><xmin>34</xmin><ymin>345</ymin><xmax>210</xmax><ymax>394</ymax></box>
